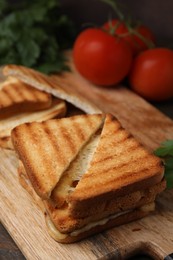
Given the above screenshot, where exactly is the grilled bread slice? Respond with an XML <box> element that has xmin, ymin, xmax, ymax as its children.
<box><xmin>0</xmin><ymin>77</ymin><xmax>52</xmax><ymax>119</ymax></box>
<box><xmin>11</xmin><ymin>114</ymin><xmax>105</xmax><ymax>198</ymax></box>
<box><xmin>18</xmin><ymin>159</ymin><xmax>165</xmax><ymax>243</ymax></box>
<box><xmin>36</xmin><ymin>114</ymin><xmax>164</xmax><ymax>218</ymax></box>
<box><xmin>3</xmin><ymin>64</ymin><xmax>101</xmax><ymax>113</ymax></box>
<box><xmin>12</xmin><ymin>114</ymin><xmax>164</xmax><ymax>207</ymax></box>
<box><xmin>12</xmin><ymin>113</ymin><xmax>165</xmax><ymax>243</ymax></box>
<box><xmin>0</xmin><ymin>98</ymin><xmax>66</xmax><ymax>149</ymax></box>
<box><xmin>68</xmin><ymin>114</ymin><xmax>164</xmax><ymax>217</ymax></box>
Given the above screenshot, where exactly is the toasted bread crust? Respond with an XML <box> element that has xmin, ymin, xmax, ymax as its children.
<box><xmin>0</xmin><ymin>136</ymin><xmax>13</xmax><ymax>149</ymax></box>
<box><xmin>68</xmin><ymin>114</ymin><xmax>164</xmax><ymax>216</ymax></box>
<box><xmin>13</xmin><ymin>113</ymin><xmax>166</xmax><ymax>243</ymax></box>
<box><xmin>3</xmin><ymin>64</ymin><xmax>101</xmax><ymax>113</ymax></box>
<box><xmin>0</xmin><ymin>77</ymin><xmax>52</xmax><ymax>119</ymax></box>
<box><xmin>44</xmin><ymin>180</ymin><xmax>165</xmax><ymax>233</ymax></box>
<box><xmin>18</xmin><ymin>159</ymin><xmax>165</xmax><ymax>234</ymax></box>
<box><xmin>17</xmin><ymin>162</ymin><xmax>157</xmax><ymax>243</ymax></box>
<box><xmin>45</xmin><ymin>207</ymin><xmax>150</xmax><ymax>243</ymax></box>
<box><xmin>0</xmin><ymin>98</ymin><xmax>66</xmax><ymax>149</ymax></box>
<box><xmin>18</xmin><ymin>161</ymin><xmax>45</xmax><ymax>212</ymax></box>
<box><xmin>12</xmin><ymin>114</ymin><xmax>105</xmax><ymax>198</ymax></box>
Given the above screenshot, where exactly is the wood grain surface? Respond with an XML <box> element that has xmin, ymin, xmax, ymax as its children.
<box><xmin>0</xmin><ymin>57</ymin><xmax>173</xmax><ymax>259</ymax></box>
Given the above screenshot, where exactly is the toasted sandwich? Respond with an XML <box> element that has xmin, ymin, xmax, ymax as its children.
<box><xmin>0</xmin><ymin>77</ymin><xmax>66</xmax><ymax>149</ymax></box>
<box><xmin>0</xmin><ymin>76</ymin><xmax>52</xmax><ymax>118</ymax></box>
<box><xmin>11</xmin><ymin>113</ymin><xmax>166</xmax><ymax>243</ymax></box>
<box><xmin>3</xmin><ymin>64</ymin><xmax>101</xmax><ymax>114</ymax></box>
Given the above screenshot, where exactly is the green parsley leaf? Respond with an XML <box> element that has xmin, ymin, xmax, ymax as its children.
<box><xmin>154</xmin><ymin>140</ymin><xmax>173</xmax><ymax>157</ymax></box>
<box><xmin>154</xmin><ymin>140</ymin><xmax>173</xmax><ymax>189</ymax></box>
<box><xmin>164</xmin><ymin>167</ymin><xmax>173</xmax><ymax>189</ymax></box>
<box><xmin>0</xmin><ymin>0</ymin><xmax>76</xmax><ymax>74</ymax></box>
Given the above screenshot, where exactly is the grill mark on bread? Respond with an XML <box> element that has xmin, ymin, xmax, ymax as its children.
<box><xmin>70</xmin><ymin>160</ymin><xmax>163</xmax><ymax>204</ymax></box>
<box><xmin>12</xmin><ymin>81</ymin><xmax>51</xmax><ymax>102</ymax></box>
<box><xmin>91</xmin><ymin>135</ymin><xmax>138</xmax><ymax>166</ymax></box>
<box><xmin>0</xmin><ymin>78</ymin><xmax>51</xmax><ymax>112</ymax></box>
<box><xmin>69</xmin><ymin>114</ymin><xmax>164</xmax><ymax>204</ymax></box>
<box><xmin>39</xmin><ymin>74</ymin><xmax>57</xmax><ymax>89</ymax></box>
<box><xmin>87</xmin><ymin>149</ymin><xmax>154</xmax><ymax>178</ymax></box>
<box><xmin>115</xmin><ymin>162</ymin><xmax>161</xmax><ymax>185</ymax></box>
<box><xmin>70</xmin><ymin>116</ymin><xmax>86</xmax><ymax>142</ymax></box>
<box><xmin>16</xmin><ymin>84</ymin><xmax>40</xmax><ymax>101</ymax></box>
<box><xmin>8</xmin><ymin>83</ymin><xmax>27</xmax><ymax>101</ymax></box>
<box><xmin>59</xmin><ymin>124</ymin><xmax>77</xmax><ymax>155</ymax></box>
<box><xmin>11</xmin><ymin>112</ymin><xmax>165</xmax><ymax>236</ymax></box>
<box><xmin>11</xmin><ymin>114</ymin><xmax>104</xmax><ymax>198</ymax></box>
<box><xmin>25</xmin><ymin>68</ymin><xmax>56</xmax><ymax>90</ymax></box>
<box><xmin>12</xmin><ymin>124</ymin><xmax>47</xmax><ymax>193</ymax></box>
<box><xmin>43</xmin><ymin>121</ymin><xmax>66</xmax><ymax>166</ymax></box>
<box><xmin>86</xmin><ymin>155</ymin><xmax>155</xmax><ymax>179</ymax></box>
<box><xmin>0</xmin><ymin>86</ymin><xmax>14</xmax><ymax>106</ymax></box>
<box><xmin>16</xmin><ymin>122</ymin><xmax>60</xmax><ymax>194</ymax></box>
<box><xmin>6</xmin><ymin>82</ymin><xmax>36</xmax><ymax>102</ymax></box>
<box><xmin>100</xmin><ymin>122</ymin><xmax>122</xmax><ymax>139</ymax></box>
<box><xmin>29</xmin><ymin>71</ymin><xmax>48</xmax><ymax>86</ymax></box>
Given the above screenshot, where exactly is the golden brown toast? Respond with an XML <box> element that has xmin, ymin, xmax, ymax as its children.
<box><xmin>0</xmin><ymin>98</ymin><xmax>66</xmax><ymax>149</ymax></box>
<box><xmin>45</xmin><ymin>206</ymin><xmax>151</xmax><ymax>243</ymax></box>
<box><xmin>12</xmin><ymin>113</ymin><xmax>164</xmax><ymax>208</ymax></box>
<box><xmin>18</xmin><ymin>160</ymin><xmax>166</xmax><ymax>242</ymax></box>
<box><xmin>0</xmin><ymin>77</ymin><xmax>52</xmax><ymax>119</ymax></box>
<box><xmin>68</xmin><ymin>114</ymin><xmax>164</xmax><ymax>217</ymax></box>
<box><xmin>35</xmin><ymin>114</ymin><xmax>164</xmax><ymax>218</ymax></box>
<box><xmin>11</xmin><ymin>114</ymin><xmax>105</xmax><ymax>198</ymax></box>
<box><xmin>12</xmin><ymin>113</ymin><xmax>165</xmax><ymax>242</ymax></box>
<box><xmin>3</xmin><ymin>65</ymin><xmax>101</xmax><ymax>113</ymax></box>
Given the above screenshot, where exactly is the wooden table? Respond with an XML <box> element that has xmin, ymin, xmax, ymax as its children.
<box><xmin>0</xmin><ymin>60</ymin><xmax>173</xmax><ymax>260</ymax></box>
<box><xmin>0</xmin><ymin>98</ymin><xmax>173</xmax><ymax>260</ymax></box>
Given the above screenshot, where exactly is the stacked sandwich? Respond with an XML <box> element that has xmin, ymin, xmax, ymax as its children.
<box><xmin>11</xmin><ymin>113</ymin><xmax>166</xmax><ymax>243</ymax></box>
<box><xmin>1</xmin><ymin>64</ymin><xmax>100</xmax><ymax>149</ymax></box>
<box><xmin>0</xmin><ymin>76</ymin><xmax>66</xmax><ymax>149</ymax></box>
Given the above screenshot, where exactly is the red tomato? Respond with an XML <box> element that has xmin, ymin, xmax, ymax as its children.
<box><xmin>103</xmin><ymin>19</ymin><xmax>155</xmax><ymax>55</ymax></box>
<box><xmin>73</xmin><ymin>28</ymin><xmax>133</xmax><ymax>86</ymax></box>
<box><xmin>129</xmin><ymin>48</ymin><xmax>173</xmax><ymax>101</ymax></box>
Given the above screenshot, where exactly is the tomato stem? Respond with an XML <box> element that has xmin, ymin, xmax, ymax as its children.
<box><xmin>100</xmin><ymin>0</ymin><xmax>125</xmax><ymax>21</ymax></box>
<box><xmin>106</xmin><ymin>19</ymin><xmax>122</xmax><ymax>35</ymax></box>
<box><xmin>101</xmin><ymin>0</ymin><xmax>155</xmax><ymax>49</ymax></box>
<box><xmin>128</xmin><ymin>25</ymin><xmax>155</xmax><ymax>49</ymax></box>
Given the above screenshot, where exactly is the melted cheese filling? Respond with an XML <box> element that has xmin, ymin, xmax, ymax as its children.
<box><xmin>46</xmin><ymin>210</ymin><xmax>131</xmax><ymax>240</ymax></box>
<box><xmin>51</xmin><ymin>133</ymin><xmax>101</xmax><ymax>203</ymax></box>
<box><xmin>46</xmin><ymin>203</ymin><xmax>155</xmax><ymax>240</ymax></box>
<box><xmin>45</xmin><ymin>202</ymin><xmax>155</xmax><ymax>240</ymax></box>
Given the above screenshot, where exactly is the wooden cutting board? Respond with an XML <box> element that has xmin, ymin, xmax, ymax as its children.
<box><xmin>1</xmin><ymin>57</ymin><xmax>173</xmax><ymax>260</ymax></box>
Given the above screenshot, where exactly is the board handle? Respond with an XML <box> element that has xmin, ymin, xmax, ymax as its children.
<box><xmin>119</xmin><ymin>241</ymin><xmax>172</xmax><ymax>260</ymax></box>
<box><xmin>164</xmin><ymin>253</ymin><xmax>173</xmax><ymax>260</ymax></box>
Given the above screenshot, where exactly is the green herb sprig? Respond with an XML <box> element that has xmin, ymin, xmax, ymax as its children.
<box><xmin>0</xmin><ymin>0</ymin><xmax>76</xmax><ymax>74</ymax></box>
<box><xmin>154</xmin><ymin>140</ymin><xmax>173</xmax><ymax>189</ymax></box>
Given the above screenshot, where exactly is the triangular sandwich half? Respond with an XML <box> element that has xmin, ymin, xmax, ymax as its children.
<box><xmin>12</xmin><ymin>114</ymin><xmax>104</xmax><ymax>198</ymax></box>
<box><xmin>0</xmin><ymin>76</ymin><xmax>52</xmax><ymax>118</ymax></box>
<box><xmin>0</xmin><ymin>77</ymin><xmax>66</xmax><ymax>149</ymax></box>
<box><xmin>11</xmin><ymin>114</ymin><xmax>166</xmax><ymax>243</ymax></box>
<box><xmin>3</xmin><ymin>64</ymin><xmax>101</xmax><ymax>114</ymax></box>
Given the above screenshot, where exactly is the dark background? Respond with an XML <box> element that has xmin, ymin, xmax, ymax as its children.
<box><xmin>59</xmin><ymin>0</ymin><xmax>173</xmax><ymax>46</ymax></box>
<box><xmin>10</xmin><ymin>0</ymin><xmax>173</xmax><ymax>45</ymax></box>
